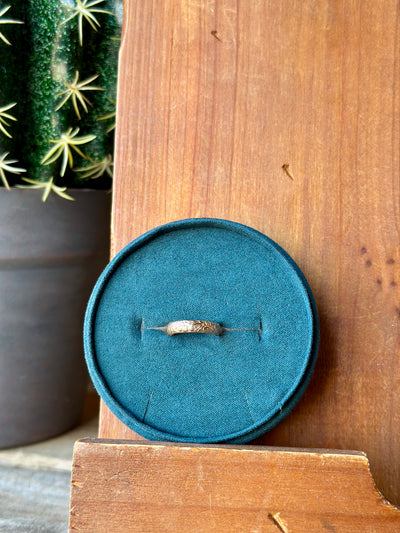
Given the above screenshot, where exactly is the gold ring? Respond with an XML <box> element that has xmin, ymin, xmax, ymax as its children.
<box><xmin>152</xmin><ymin>320</ymin><xmax>224</xmax><ymax>336</ymax></box>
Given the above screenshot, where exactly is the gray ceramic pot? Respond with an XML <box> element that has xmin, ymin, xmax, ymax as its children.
<box><xmin>0</xmin><ymin>188</ymin><xmax>110</xmax><ymax>448</ymax></box>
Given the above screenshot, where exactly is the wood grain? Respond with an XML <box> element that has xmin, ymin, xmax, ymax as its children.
<box><xmin>100</xmin><ymin>0</ymin><xmax>400</xmax><ymax>504</ymax></box>
<box><xmin>69</xmin><ymin>439</ymin><xmax>400</xmax><ymax>532</ymax></box>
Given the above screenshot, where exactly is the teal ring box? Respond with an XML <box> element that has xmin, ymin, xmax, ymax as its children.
<box><xmin>84</xmin><ymin>218</ymin><xmax>319</xmax><ymax>443</ymax></box>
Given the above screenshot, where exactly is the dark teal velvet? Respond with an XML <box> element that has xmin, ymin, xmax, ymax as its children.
<box><xmin>84</xmin><ymin>219</ymin><xmax>319</xmax><ymax>443</ymax></box>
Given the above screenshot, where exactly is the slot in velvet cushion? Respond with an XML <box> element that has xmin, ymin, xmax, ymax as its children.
<box><xmin>84</xmin><ymin>219</ymin><xmax>319</xmax><ymax>443</ymax></box>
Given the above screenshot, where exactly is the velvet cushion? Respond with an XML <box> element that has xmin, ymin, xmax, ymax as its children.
<box><xmin>84</xmin><ymin>219</ymin><xmax>319</xmax><ymax>443</ymax></box>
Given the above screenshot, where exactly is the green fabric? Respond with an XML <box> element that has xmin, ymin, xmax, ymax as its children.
<box><xmin>84</xmin><ymin>219</ymin><xmax>319</xmax><ymax>443</ymax></box>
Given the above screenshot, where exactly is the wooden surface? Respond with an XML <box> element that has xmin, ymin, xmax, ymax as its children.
<box><xmin>69</xmin><ymin>439</ymin><xmax>400</xmax><ymax>532</ymax></box>
<box><xmin>100</xmin><ymin>0</ymin><xmax>400</xmax><ymax>505</ymax></box>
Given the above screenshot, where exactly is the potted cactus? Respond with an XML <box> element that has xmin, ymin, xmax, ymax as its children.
<box><xmin>0</xmin><ymin>1</ymin><xmax>121</xmax><ymax>447</ymax></box>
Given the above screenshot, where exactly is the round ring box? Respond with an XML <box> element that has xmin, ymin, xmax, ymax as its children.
<box><xmin>84</xmin><ymin>218</ymin><xmax>319</xmax><ymax>443</ymax></box>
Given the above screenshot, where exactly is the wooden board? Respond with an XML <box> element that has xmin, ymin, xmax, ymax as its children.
<box><xmin>100</xmin><ymin>0</ymin><xmax>400</xmax><ymax>505</ymax></box>
<box><xmin>69</xmin><ymin>439</ymin><xmax>400</xmax><ymax>532</ymax></box>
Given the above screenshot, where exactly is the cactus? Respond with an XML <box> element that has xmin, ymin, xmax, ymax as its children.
<box><xmin>0</xmin><ymin>1</ymin><xmax>121</xmax><ymax>200</ymax></box>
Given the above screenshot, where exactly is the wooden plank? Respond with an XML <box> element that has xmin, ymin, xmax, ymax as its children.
<box><xmin>69</xmin><ymin>439</ymin><xmax>400</xmax><ymax>532</ymax></box>
<box><xmin>100</xmin><ymin>0</ymin><xmax>400</xmax><ymax>505</ymax></box>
